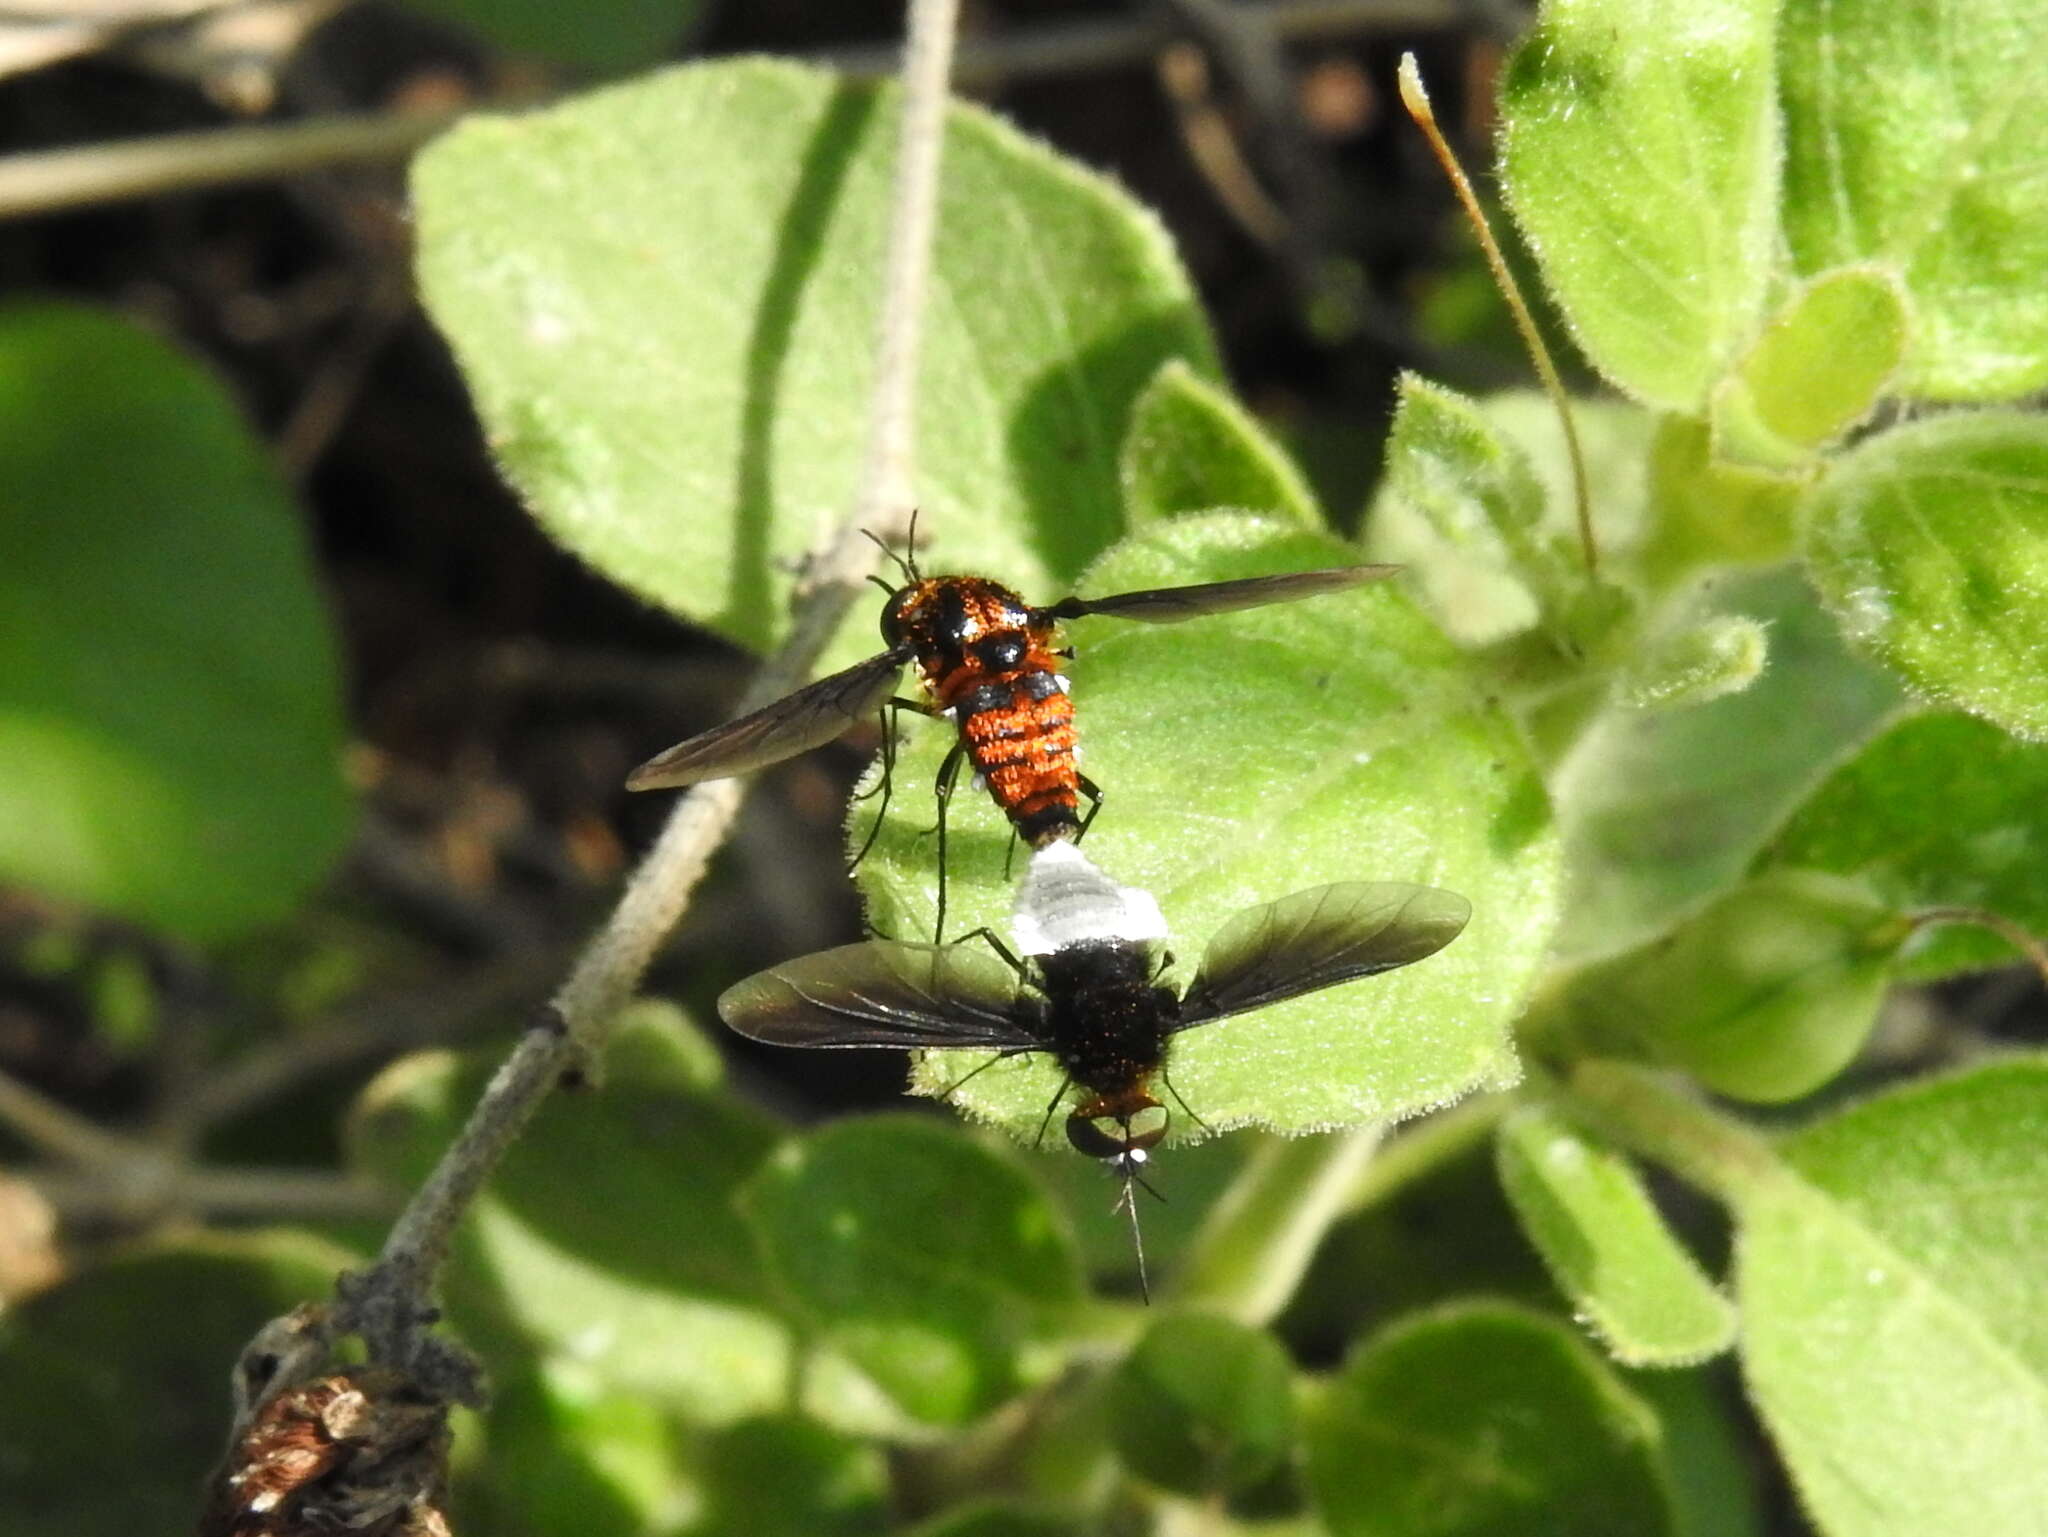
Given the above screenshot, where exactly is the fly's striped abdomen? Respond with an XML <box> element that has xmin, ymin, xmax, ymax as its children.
<box><xmin>954</xmin><ymin>669</ymin><xmax>1080</xmax><ymax>846</ymax></box>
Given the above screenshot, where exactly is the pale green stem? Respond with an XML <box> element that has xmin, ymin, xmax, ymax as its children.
<box><xmin>1557</xmin><ymin>1061</ymin><xmax>1782</xmax><ymax>1209</ymax></box>
<box><xmin>1166</xmin><ymin>1124</ymin><xmax>1385</xmax><ymax>1325</ymax></box>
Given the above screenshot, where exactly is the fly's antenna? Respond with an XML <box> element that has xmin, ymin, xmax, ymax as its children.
<box><xmin>1396</xmin><ymin>54</ymin><xmax>1596</xmax><ymax>578</ymax></box>
<box><xmin>861</xmin><ymin>526</ymin><xmax>918</xmax><ymax>588</ymax></box>
<box><xmin>904</xmin><ymin>506</ymin><xmax>923</xmax><ymax>580</ymax></box>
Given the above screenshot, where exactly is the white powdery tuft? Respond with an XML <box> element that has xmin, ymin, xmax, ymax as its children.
<box><xmin>1011</xmin><ymin>842</ymin><xmax>1168</xmax><ymax>956</ymax></box>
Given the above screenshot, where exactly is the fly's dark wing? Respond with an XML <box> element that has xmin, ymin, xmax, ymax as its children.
<box><xmin>1040</xmin><ymin>565</ymin><xmax>1400</xmax><ymax>625</ymax></box>
<box><xmin>718</xmin><ymin>940</ymin><xmax>1044</xmax><ymax>1051</ymax></box>
<box><xmin>1176</xmin><ymin>883</ymin><xmax>1470</xmax><ymax>1031</ymax></box>
<box><xmin>627</xmin><ymin>650</ymin><xmax>907</xmax><ymax>790</ymax></box>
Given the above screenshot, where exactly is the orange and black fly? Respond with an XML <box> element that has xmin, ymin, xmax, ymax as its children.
<box><xmin>629</xmin><ymin>531</ymin><xmax>1397</xmax><ymax>935</ymax></box>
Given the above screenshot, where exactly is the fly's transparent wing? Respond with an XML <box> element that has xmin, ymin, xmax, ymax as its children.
<box><xmin>626</xmin><ymin>651</ymin><xmax>907</xmax><ymax>789</ymax></box>
<box><xmin>1040</xmin><ymin>565</ymin><xmax>1399</xmax><ymax>625</ymax></box>
<box><xmin>1177</xmin><ymin>883</ymin><xmax>1470</xmax><ymax>1031</ymax></box>
<box><xmin>718</xmin><ymin>940</ymin><xmax>1043</xmax><ymax>1051</ymax></box>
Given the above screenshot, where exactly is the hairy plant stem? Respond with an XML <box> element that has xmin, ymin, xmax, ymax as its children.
<box><xmin>1166</xmin><ymin>1124</ymin><xmax>1385</xmax><ymax>1325</ymax></box>
<box><xmin>315</xmin><ymin>0</ymin><xmax>960</xmax><ymax>1378</ymax></box>
<box><xmin>1556</xmin><ymin>1060</ymin><xmax>1781</xmax><ymax>1209</ymax></box>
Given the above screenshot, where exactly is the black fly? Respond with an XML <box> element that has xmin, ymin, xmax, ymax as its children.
<box><xmin>717</xmin><ymin>844</ymin><xmax>1469</xmax><ymax>1298</ymax></box>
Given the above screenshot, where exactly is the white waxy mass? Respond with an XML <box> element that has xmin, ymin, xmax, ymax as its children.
<box><xmin>1010</xmin><ymin>841</ymin><xmax>1168</xmax><ymax>957</ymax></box>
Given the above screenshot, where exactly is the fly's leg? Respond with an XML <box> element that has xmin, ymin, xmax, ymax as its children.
<box><xmin>948</xmin><ymin>925</ymin><xmax>1026</xmax><ymax>978</ymax></box>
<box><xmin>1002</xmin><ymin>825</ymin><xmax>1023</xmax><ymax>880</ymax></box>
<box><xmin>1158</xmin><ymin>1067</ymin><xmax>1211</xmax><ymax>1137</ymax></box>
<box><xmin>1033</xmin><ymin>1074</ymin><xmax>1074</xmax><ymax>1150</ymax></box>
<box><xmin>848</xmin><ymin>697</ymin><xmax>936</xmax><ymax>874</ymax></box>
<box><xmin>1075</xmin><ymin>775</ymin><xmax>1105</xmax><ymax>842</ymax></box>
<box><xmin>928</xmin><ymin>741</ymin><xmax>968</xmax><ymax>944</ymax></box>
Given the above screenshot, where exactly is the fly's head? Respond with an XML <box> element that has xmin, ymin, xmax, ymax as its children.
<box><xmin>1065</xmin><ymin>1092</ymin><xmax>1167</xmax><ymax>1180</ymax></box>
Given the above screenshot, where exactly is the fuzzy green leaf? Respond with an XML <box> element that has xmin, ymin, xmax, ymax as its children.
<box><xmin>1710</xmin><ymin>268</ymin><xmax>1909</xmax><ymax>469</ymax></box>
<box><xmin>740</xmin><ymin>1116</ymin><xmax>1084</xmax><ymax>1426</ymax></box>
<box><xmin>1755</xmin><ymin>709</ymin><xmax>2048</xmax><ymax>978</ymax></box>
<box><xmin>1737</xmin><ymin>1059</ymin><xmax>2048</xmax><ymax>1533</ymax></box>
<box><xmin>1107</xmin><ymin>1312</ymin><xmax>1297</xmax><ymax>1497</ymax></box>
<box><xmin>0</xmin><ymin>1232</ymin><xmax>353</xmax><ymax>1537</ymax></box>
<box><xmin>0</xmin><ymin>303</ymin><xmax>351</xmax><ymax>943</ymax></box>
<box><xmin>1779</xmin><ymin>0</ymin><xmax>2048</xmax><ymax>400</ymax></box>
<box><xmin>1616</xmin><ymin>615</ymin><xmax>1767</xmax><ymax>713</ymax></box>
<box><xmin>1551</xmin><ymin>566</ymin><xmax>1901</xmax><ymax>959</ymax></box>
<box><xmin>1371</xmin><ymin>376</ymin><xmax>1555</xmax><ymax>641</ymax></box>
<box><xmin>1498</xmin><ymin>1107</ymin><xmax>1736</xmax><ymax>1367</ymax></box>
<box><xmin>1641</xmin><ymin>416</ymin><xmax>1801</xmax><ymax>579</ymax></box>
<box><xmin>1306</xmin><ymin>1301</ymin><xmax>1675</xmax><ymax>1537</ymax></box>
<box><xmin>1803</xmin><ymin>411</ymin><xmax>2048</xmax><ymax>741</ymax></box>
<box><xmin>1120</xmin><ymin>358</ymin><xmax>1320</xmax><ymax>527</ymax></box>
<box><xmin>347</xmin><ymin>1017</ymin><xmax>806</xmax><ymax>1427</ymax></box>
<box><xmin>1533</xmin><ymin>869</ymin><xmax>1907</xmax><ymax>1102</ymax></box>
<box><xmin>414</xmin><ymin>59</ymin><xmax>1216</xmax><ymax>667</ymax></box>
<box><xmin>857</xmin><ymin>514</ymin><xmax>1559</xmax><ymax>1140</ymax></box>
<box><xmin>1498</xmin><ymin>0</ymin><xmax>1779</xmax><ymax>410</ymax></box>
<box><xmin>1367</xmin><ymin>388</ymin><xmax>1652</xmax><ymax>649</ymax></box>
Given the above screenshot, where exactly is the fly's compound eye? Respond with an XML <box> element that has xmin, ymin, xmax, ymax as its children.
<box><xmin>880</xmin><ymin>588</ymin><xmax>917</xmax><ymax>646</ymax></box>
<box><xmin>974</xmin><ymin>633</ymin><xmax>1027</xmax><ymax>672</ymax></box>
<box><xmin>1065</xmin><ymin>1104</ymin><xmax>1168</xmax><ymax>1161</ymax></box>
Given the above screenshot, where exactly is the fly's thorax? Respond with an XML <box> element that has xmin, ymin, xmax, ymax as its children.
<box><xmin>1011</xmin><ymin>842</ymin><xmax>1168</xmax><ymax>957</ymax></box>
<box><xmin>883</xmin><ymin>575</ymin><xmax>1051</xmax><ymax>700</ymax></box>
<box><xmin>1033</xmin><ymin>939</ymin><xmax>1180</xmax><ymax>1099</ymax></box>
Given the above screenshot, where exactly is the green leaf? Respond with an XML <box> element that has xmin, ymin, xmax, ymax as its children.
<box><xmin>1107</xmin><ymin>1312</ymin><xmax>1297</xmax><ymax>1497</ymax></box>
<box><xmin>1736</xmin><ymin>1059</ymin><xmax>2048</xmax><ymax>1533</ymax></box>
<box><xmin>1615</xmin><ymin>614</ymin><xmax>1767</xmax><ymax>713</ymax></box>
<box><xmin>1755</xmin><ymin>709</ymin><xmax>2048</xmax><ymax>978</ymax></box>
<box><xmin>858</xmin><ymin>515</ymin><xmax>1560</xmax><ymax>1139</ymax></box>
<box><xmin>0</xmin><ymin>1231</ymin><xmax>353</xmax><ymax>1537</ymax></box>
<box><xmin>467</xmin><ymin>1361</ymin><xmax>682</xmax><ymax>1537</ymax></box>
<box><xmin>1710</xmin><ymin>268</ymin><xmax>1909</xmax><ymax>469</ymax></box>
<box><xmin>903</xmin><ymin>1505</ymin><xmax>1072</xmax><ymax>1537</ymax></box>
<box><xmin>1551</xmin><ymin>565</ymin><xmax>1901</xmax><ymax>959</ymax></box>
<box><xmin>400</xmin><ymin>0</ymin><xmax>699</xmax><ymax>74</ymax></box>
<box><xmin>1779</xmin><ymin>0</ymin><xmax>2048</xmax><ymax>400</ymax></box>
<box><xmin>415</xmin><ymin>59</ymin><xmax>1217</xmax><ymax>666</ymax></box>
<box><xmin>687</xmin><ymin>1416</ymin><xmax>889</xmax><ymax>1537</ymax></box>
<box><xmin>1802</xmin><ymin>411</ymin><xmax>2048</xmax><ymax>741</ymax></box>
<box><xmin>1120</xmin><ymin>358</ymin><xmax>1320</xmax><ymax>527</ymax></box>
<box><xmin>1496</xmin><ymin>1106</ymin><xmax>1736</xmax><ymax>1366</ymax></box>
<box><xmin>1640</xmin><ymin>415</ymin><xmax>1801</xmax><ymax>579</ymax></box>
<box><xmin>1369</xmin><ymin>376</ymin><xmax>1556</xmax><ymax>644</ymax></box>
<box><xmin>347</xmin><ymin>1018</ymin><xmax>804</xmax><ymax>1426</ymax></box>
<box><xmin>1498</xmin><ymin>0</ymin><xmax>1779</xmax><ymax>410</ymax></box>
<box><xmin>1629</xmin><ymin>1371</ymin><xmax>1765</xmax><ymax>1537</ymax></box>
<box><xmin>1532</xmin><ymin>869</ymin><xmax>1908</xmax><ymax>1103</ymax></box>
<box><xmin>1366</xmin><ymin>386</ymin><xmax>1651</xmax><ymax>650</ymax></box>
<box><xmin>0</xmin><ymin>303</ymin><xmax>351</xmax><ymax>943</ymax></box>
<box><xmin>740</xmin><ymin>1115</ymin><xmax>1085</xmax><ymax>1426</ymax></box>
<box><xmin>1305</xmin><ymin>1301</ymin><xmax>1675</xmax><ymax>1537</ymax></box>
